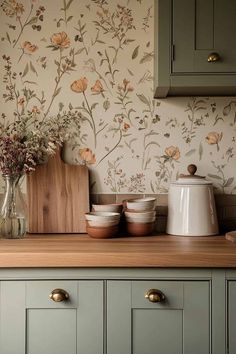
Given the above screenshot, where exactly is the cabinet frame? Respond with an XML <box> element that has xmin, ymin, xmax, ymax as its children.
<box><xmin>154</xmin><ymin>0</ymin><xmax>236</xmax><ymax>98</ymax></box>
<box><xmin>0</xmin><ymin>268</ymin><xmax>234</xmax><ymax>354</ymax></box>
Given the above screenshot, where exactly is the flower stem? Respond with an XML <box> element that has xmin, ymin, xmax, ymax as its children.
<box><xmin>13</xmin><ymin>3</ymin><xmax>33</xmax><ymax>48</ymax></box>
<box><xmin>83</xmin><ymin>92</ymin><xmax>97</xmax><ymax>148</ymax></box>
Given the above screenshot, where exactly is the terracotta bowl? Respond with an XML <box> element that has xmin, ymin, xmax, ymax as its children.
<box><xmin>126</xmin><ymin>197</ymin><xmax>156</xmax><ymax>212</ymax></box>
<box><xmin>86</xmin><ymin>225</ymin><xmax>119</xmax><ymax>239</ymax></box>
<box><xmin>92</xmin><ymin>203</ymin><xmax>123</xmax><ymax>214</ymax></box>
<box><xmin>126</xmin><ymin>222</ymin><xmax>155</xmax><ymax>236</ymax></box>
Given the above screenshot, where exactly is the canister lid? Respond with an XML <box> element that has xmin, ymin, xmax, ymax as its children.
<box><xmin>171</xmin><ymin>164</ymin><xmax>212</xmax><ymax>185</ymax></box>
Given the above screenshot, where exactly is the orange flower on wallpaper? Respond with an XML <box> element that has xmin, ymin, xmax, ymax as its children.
<box><xmin>206</xmin><ymin>132</ymin><xmax>223</xmax><ymax>151</ymax></box>
<box><xmin>79</xmin><ymin>148</ymin><xmax>96</xmax><ymax>164</ymax></box>
<box><xmin>50</xmin><ymin>31</ymin><xmax>70</xmax><ymax>48</ymax></box>
<box><xmin>31</xmin><ymin>106</ymin><xmax>40</xmax><ymax>114</ymax></box>
<box><xmin>91</xmin><ymin>80</ymin><xmax>104</xmax><ymax>95</ymax></box>
<box><xmin>123</xmin><ymin>122</ymin><xmax>130</xmax><ymax>131</ymax></box>
<box><xmin>165</xmin><ymin>146</ymin><xmax>180</xmax><ymax>160</ymax></box>
<box><xmin>2</xmin><ymin>0</ymin><xmax>25</xmax><ymax>17</ymax></box>
<box><xmin>71</xmin><ymin>78</ymin><xmax>88</xmax><ymax>93</ymax></box>
<box><xmin>22</xmin><ymin>41</ymin><xmax>38</xmax><ymax>53</ymax></box>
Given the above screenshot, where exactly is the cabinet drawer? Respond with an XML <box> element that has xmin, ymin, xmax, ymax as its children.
<box><xmin>131</xmin><ymin>281</ymin><xmax>183</xmax><ymax>309</ymax></box>
<box><xmin>26</xmin><ymin>281</ymin><xmax>78</xmax><ymax>308</ymax></box>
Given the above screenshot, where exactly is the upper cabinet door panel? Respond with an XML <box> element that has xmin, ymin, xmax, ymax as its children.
<box><xmin>172</xmin><ymin>0</ymin><xmax>236</xmax><ymax>73</ymax></box>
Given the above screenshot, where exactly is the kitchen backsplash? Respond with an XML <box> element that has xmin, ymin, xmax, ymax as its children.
<box><xmin>0</xmin><ymin>0</ymin><xmax>235</xmax><ymax>194</ymax></box>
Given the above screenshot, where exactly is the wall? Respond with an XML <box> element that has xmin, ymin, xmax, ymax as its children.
<box><xmin>0</xmin><ymin>0</ymin><xmax>235</xmax><ymax>194</ymax></box>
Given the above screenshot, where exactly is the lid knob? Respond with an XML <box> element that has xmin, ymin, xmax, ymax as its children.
<box><xmin>187</xmin><ymin>164</ymin><xmax>197</xmax><ymax>176</ymax></box>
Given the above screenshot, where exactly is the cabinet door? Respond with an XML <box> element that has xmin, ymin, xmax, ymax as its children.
<box><xmin>107</xmin><ymin>280</ymin><xmax>210</xmax><ymax>354</ymax></box>
<box><xmin>228</xmin><ymin>281</ymin><xmax>236</xmax><ymax>354</ymax></box>
<box><xmin>172</xmin><ymin>0</ymin><xmax>236</xmax><ymax>73</ymax></box>
<box><xmin>0</xmin><ymin>280</ymin><xmax>103</xmax><ymax>354</ymax></box>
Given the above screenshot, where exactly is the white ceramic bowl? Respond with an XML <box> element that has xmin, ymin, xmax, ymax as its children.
<box><xmin>126</xmin><ymin>197</ymin><xmax>156</xmax><ymax>211</ymax></box>
<box><xmin>92</xmin><ymin>203</ymin><xmax>123</xmax><ymax>213</ymax></box>
<box><xmin>125</xmin><ymin>210</ymin><xmax>156</xmax><ymax>218</ymax></box>
<box><xmin>125</xmin><ymin>211</ymin><xmax>156</xmax><ymax>223</ymax></box>
<box><xmin>125</xmin><ymin>216</ymin><xmax>156</xmax><ymax>224</ymax></box>
<box><xmin>86</xmin><ymin>219</ymin><xmax>119</xmax><ymax>228</ymax></box>
<box><xmin>85</xmin><ymin>212</ymin><xmax>120</xmax><ymax>222</ymax></box>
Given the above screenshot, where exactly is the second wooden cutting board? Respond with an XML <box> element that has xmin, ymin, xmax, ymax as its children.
<box><xmin>27</xmin><ymin>150</ymin><xmax>89</xmax><ymax>233</ymax></box>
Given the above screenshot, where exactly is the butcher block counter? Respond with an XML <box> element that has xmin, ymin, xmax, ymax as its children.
<box><xmin>0</xmin><ymin>233</ymin><xmax>235</xmax><ymax>268</ymax></box>
<box><xmin>1</xmin><ymin>233</ymin><xmax>236</xmax><ymax>354</ymax></box>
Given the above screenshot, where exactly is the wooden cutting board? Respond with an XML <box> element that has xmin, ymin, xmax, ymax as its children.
<box><xmin>26</xmin><ymin>150</ymin><xmax>89</xmax><ymax>233</ymax></box>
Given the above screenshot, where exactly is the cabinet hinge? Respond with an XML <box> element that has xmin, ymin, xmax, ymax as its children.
<box><xmin>171</xmin><ymin>45</ymin><xmax>175</xmax><ymax>61</ymax></box>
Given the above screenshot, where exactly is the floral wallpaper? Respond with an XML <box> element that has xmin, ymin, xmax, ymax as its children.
<box><xmin>0</xmin><ymin>0</ymin><xmax>235</xmax><ymax>194</ymax></box>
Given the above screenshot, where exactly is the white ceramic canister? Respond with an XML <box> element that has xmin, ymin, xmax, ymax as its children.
<box><xmin>167</xmin><ymin>164</ymin><xmax>219</xmax><ymax>236</ymax></box>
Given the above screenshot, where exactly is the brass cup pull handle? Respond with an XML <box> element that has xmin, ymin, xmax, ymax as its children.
<box><xmin>49</xmin><ymin>288</ymin><xmax>69</xmax><ymax>302</ymax></box>
<box><xmin>207</xmin><ymin>52</ymin><xmax>221</xmax><ymax>62</ymax></box>
<box><xmin>145</xmin><ymin>289</ymin><xmax>165</xmax><ymax>303</ymax></box>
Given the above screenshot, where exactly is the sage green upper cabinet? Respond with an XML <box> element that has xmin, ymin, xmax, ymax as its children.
<box><xmin>155</xmin><ymin>0</ymin><xmax>236</xmax><ymax>97</ymax></box>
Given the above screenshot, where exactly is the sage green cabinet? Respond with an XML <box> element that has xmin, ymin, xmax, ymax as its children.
<box><xmin>0</xmin><ymin>268</ymin><xmax>232</xmax><ymax>354</ymax></box>
<box><xmin>155</xmin><ymin>0</ymin><xmax>236</xmax><ymax>97</ymax></box>
<box><xmin>228</xmin><ymin>281</ymin><xmax>236</xmax><ymax>354</ymax></box>
<box><xmin>0</xmin><ymin>280</ymin><xmax>103</xmax><ymax>354</ymax></box>
<box><xmin>107</xmin><ymin>280</ymin><xmax>210</xmax><ymax>354</ymax></box>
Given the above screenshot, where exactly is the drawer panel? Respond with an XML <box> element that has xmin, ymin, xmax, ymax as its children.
<box><xmin>26</xmin><ymin>281</ymin><xmax>78</xmax><ymax>308</ymax></box>
<box><xmin>131</xmin><ymin>281</ymin><xmax>183</xmax><ymax>309</ymax></box>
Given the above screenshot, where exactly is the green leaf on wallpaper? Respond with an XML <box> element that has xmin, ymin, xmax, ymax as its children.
<box><xmin>91</xmin><ymin>102</ymin><xmax>98</xmax><ymax>110</ymax></box>
<box><xmin>75</xmin><ymin>48</ymin><xmax>86</xmax><ymax>55</ymax></box>
<box><xmin>56</xmin><ymin>19</ymin><xmax>63</xmax><ymax>27</ymax></box>
<box><xmin>6</xmin><ymin>32</ymin><xmax>11</xmax><ymax>44</ymax></box>
<box><xmin>21</xmin><ymin>63</ymin><xmax>29</xmax><ymax>78</ymax></box>
<box><xmin>54</xmin><ymin>87</ymin><xmax>62</xmax><ymax>97</ymax></box>
<box><xmin>69</xmin><ymin>103</ymin><xmax>73</xmax><ymax>110</ymax></box>
<box><xmin>30</xmin><ymin>61</ymin><xmax>37</xmax><ymax>76</ymax></box>
<box><xmin>22</xmin><ymin>80</ymin><xmax>37</xmax><ymax>85</ymax></box>
<box><xmin>199</xmin><ymin>142</ymin><xmax>203</xmax><ymax>161</ymax></box>
<box><xmin>150</xmin><ymin>181</ymin><xmax>155</xmax><ymax>193</ymax></box>
<box><xmin>132</xmin><ymin>45</ymin><xmax>139</xmax><ymax>59</ymax></box>
<box><xmin>67</xmin><ymin>16</ymin><xmax>73</xmax><ymax>23</ymax></box>
<box><xmin>223</xmin><ymin>103</ymin><xmax>231</xmax><ymax>116</ymax></box>
<box><xmin>185</xmin><ymin>149</ymin><xmax>196</xmax><ymax>157</ymax></box>
<box><xmin>103</xmin><ymin>99</ymin><xmax>110</xmax><ymax>111</ymax></box>
<box><xmin>208</xmin><ymin>174</ymin><xmax>222</xmax><ymax>180</ymax></box>
<box><xmin>137</xmin><ymin>94</ymin><xmax>149</xmax><ymax>106</ymax></box>
<box><xmin>223</xmin><ymin>177</ymin><xmax>234</xmax><ymax>187</ymax></box>
<box><xmin>139</xmin><ymin>51</ymin><xmax>154</xmax><ymax>64</ymax></box>
<box><xmin>213</xmin><ymin>114</ymin><xmax>224</xmax><ymax>126</ymax></box>
<box><xmin>124</xmin><ymin>39</ymin><xmax>135</xmax><ymax>44</ymax></box>
<box><xmin>66</xmin><ymin>0</ymin><xmax>75</xmax><ymax>10</ymax></box>
<box><xmin>26</xmin><ymin>17</ymin><xmax>38</xmax><ymax>26</ymax></box>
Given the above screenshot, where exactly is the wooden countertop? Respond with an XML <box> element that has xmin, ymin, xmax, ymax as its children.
<box><xmin>0</xmin><ymin>234</ymin><xmax>235</xmax><ymax>268</ymax></box>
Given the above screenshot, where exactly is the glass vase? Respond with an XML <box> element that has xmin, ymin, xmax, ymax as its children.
<box><xmin>0</xmin><ymin>174</ymin><xmax>27</xmax><ymax>239</ymax></box>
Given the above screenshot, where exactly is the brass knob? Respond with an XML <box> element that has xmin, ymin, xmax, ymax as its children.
<box><xmin>49</xmin><ymin>288</ymin><xmax>69</xmax><ymax>302</ymax></box>
<box><xmin>207</xmin><ymin>52</ymin><xmax>221</xmax><ymax>62</ymax></box>
<box><xmin>145</xmin><ymin>289</ymin><xmax>165</xmax><ymax>303</ymax></box>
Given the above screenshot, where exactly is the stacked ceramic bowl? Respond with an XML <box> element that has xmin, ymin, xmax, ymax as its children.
<box><xmin>85</xmin><ymin>211</ymin><xmax>121</xmax><ymax>238</ymax></box>
<box><xmin>124</xmin><ymin>197</ymin><xmax>156</xmax><ymax>236</ymax></box>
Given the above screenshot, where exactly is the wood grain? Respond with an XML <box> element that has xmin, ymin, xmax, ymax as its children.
<box><xmin>225</xmin><ymin>231</ymin><xmax>236</xmax><ymax>243</ymax></box>
<box><xmin>0</xmin><ymin>234</ymin><xmax>236</xmax><ymax>268</ymax></box>
<box><xmin>26</xmin><ymin>150</ymin><xmax>89</xmax><ymax>233</ymax></box>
